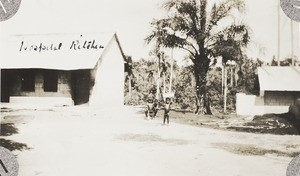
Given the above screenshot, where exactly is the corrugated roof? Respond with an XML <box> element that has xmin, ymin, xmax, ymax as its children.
<box><xmin>0</xmin><ymin>32</ymin><xmax>123</xmax><ymax>70</ymax></box>
<box><xmin>258</xmin><ymin>66</ymin><xmax>300</xmax><ymax>91</ymax></box>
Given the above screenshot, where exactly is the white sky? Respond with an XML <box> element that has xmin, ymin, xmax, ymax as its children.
<box><xmin>0</xmin><ymin>0</ymin><xmax>299</xmax><ymax>64</ymax></box>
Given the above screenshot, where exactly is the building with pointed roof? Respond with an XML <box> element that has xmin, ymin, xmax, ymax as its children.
<box><xmin>1</xmin><ymin>33</ymin><xmax>127</xmax><ymax>107</ymax></box>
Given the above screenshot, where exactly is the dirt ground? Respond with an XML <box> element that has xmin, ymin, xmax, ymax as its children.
<box><xmin>151</xmin><ymin>110</ymin><xmax>300</xmax><ymax>135</ymax></box>
<box><xmin>1</xmin><ymin>105</ymin><xmax>300</xmax><ymax>176</ymax></box>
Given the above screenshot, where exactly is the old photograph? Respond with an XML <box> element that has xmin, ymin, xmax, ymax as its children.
<box><xmin>0</xmin><ymin>0</ymin><xmax>300</xmax><ymax>175</ymax></box>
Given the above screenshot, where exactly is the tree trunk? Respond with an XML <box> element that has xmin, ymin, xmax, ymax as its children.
<box><xmin>193</xmin><ymin>56</ymin><xmax>212</xmax><ymax>115</ymax></box>
<box><xmin>169</xmin><ymin>50</ymin><xmax>173</xmax><ymax>93</ymax></box>
<box><xmin>156</xmin><ymin>73</ymin><xmax>160</xmax><ymax>100</ymax></box>
<box><xmin>128</xmin><ymin>76</ymin><xmax>132</xmax><ymax>97</ymax></box>
<box><xmin>156</xmin><ymin>57</ymin><xmax>161</xmax><ymax>99</ymax></box>
<box><xmin>224</xmin><ymin>64</ymin><xmax>227</xmax><ymax>113</ymax></box>
<box><xmin>230</xmin><ymin>66</ymin><xmax>233</xmax><ymax>87</ymax></box>
<box><xmin>234</xmin><ymin>65</ymin><xmax>238</xmax><ymax>86</ymax></box>
<box><xmin>163</xmin><ymin>72</ymin><xmax>166</xmax><ymax>95</ymax></box>
<box><xmin>221</xmin><ymin>65</ymin><xmax>224</xmax><ymax>95</ymax></box>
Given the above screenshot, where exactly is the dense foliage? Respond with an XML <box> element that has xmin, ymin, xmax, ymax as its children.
<box><xmin>125</xmin><ymin>56</ymin><xmax>261</xmax><ymax>114</ymax></box>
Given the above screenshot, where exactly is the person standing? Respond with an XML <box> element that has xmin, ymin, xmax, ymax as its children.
<box><xmin>163</xmin><ymin>97</ymin><xmax>172</xmax><ymax>125</ymax></box>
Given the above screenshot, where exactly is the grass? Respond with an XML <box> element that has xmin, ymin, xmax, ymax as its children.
<box><xmin>138</xmin><ymin>107</ymin><xmax>300</xmax><ymax>135</ymax></box>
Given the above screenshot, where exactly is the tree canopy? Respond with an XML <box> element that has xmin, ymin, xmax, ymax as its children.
<box><xmin>145</xmin><ymin>0</ymin><xmax>250</xmax><ymax>114</ymax></box>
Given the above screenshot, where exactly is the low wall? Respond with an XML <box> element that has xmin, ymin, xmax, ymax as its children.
<box><xmin>236</xmin><ymin>93</ymin><xmax>289</xmax><ymax>116</ymax></box>
<box><xmin>10</xmin><ymin>96</ymin><xmax>74</xmax><ymax>108</ymax></box>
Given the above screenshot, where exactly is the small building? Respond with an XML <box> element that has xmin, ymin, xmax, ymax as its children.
<box><xmin>236</xmin><ymin>66</ymin><xmax>300</xmax><ymax>115</ymax></box>
<box><xmin>0</xmin><ymin>33</ymin><xmax>127</xmax><ymax>107</ymax></box>
<box><xmin>258</xmin><ymin>66</ymin><xmax>300</xmax><ymax>106</ymax></box>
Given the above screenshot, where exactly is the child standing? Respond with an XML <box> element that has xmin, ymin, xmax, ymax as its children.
<box><xmin>145</xmin><ymin>98</ymin><xmax>154</xmax><ymax>119</ymax></box>
<box><xmin>163</xmin><ymin>97</ymin><xmax>172</xmax><ymax>125</ymax></box>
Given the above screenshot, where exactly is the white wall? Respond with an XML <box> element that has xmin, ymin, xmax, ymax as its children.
<box><xmin>89</xmin><ymin>36</ymin><xmax>124</xmax><ymax>108</ymax></box>
<box><xmin>236</xmin><ymin>93</ymin><xmax>263</xmax><ymax>116</ymax></box>
<box><xmin>236</xmin><ymin>93</ymin><xmax>289</xmax><ymax>116</ymax></box>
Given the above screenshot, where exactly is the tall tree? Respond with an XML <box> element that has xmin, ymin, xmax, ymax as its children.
<box><xmin>125</xmin><ymin>56</ymin><xmax>134</xmax><ymax>96</ymax></box>
<box><xmin>145</xmin><ymin>0</ymin><xmax>249</xmax><ymax>114</ymax></box>
<box><xmin>149</xmin><ymin>48</ymin><xmax>171</xmax><ymax>100</ymax></box>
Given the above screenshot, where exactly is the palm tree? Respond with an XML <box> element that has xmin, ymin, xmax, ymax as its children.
<box><xmin>145</xmin><ymin>0</ymin><xmax>250</xmax><ymax>114</ymax></box>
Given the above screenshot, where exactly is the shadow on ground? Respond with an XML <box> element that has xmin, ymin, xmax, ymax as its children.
<box><xmin>213</xmin><ymin>142</ymin><xmax>300</xmax><ymax>157</ymax></box>
<box><xmin>117</xmin><ymin>133</ymin><xmax>189</xmax><ymax>145</ymax></box>
<box><xmin>1</xmin><ymin>116</ymin><xmax>30</xmax><ymax>151</ymax></box>
<box><xmin>0</xmin><ymin>124</ymin><xmax>19</xmax><ymax>136</ymax></box>
<box><xmin>0</xmin><ymin>138</ymin><xmax>30</xmax><ymax>151</ymax></box>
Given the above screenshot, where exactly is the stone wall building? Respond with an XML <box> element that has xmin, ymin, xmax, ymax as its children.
<box><xmin>1</xmin><ymin>33</ymin><xmax>127</xmax><ymax>107</ymax></box>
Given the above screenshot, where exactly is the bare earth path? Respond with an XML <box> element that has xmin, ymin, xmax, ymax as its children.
<box><xmin>2</xmin><ymin>106</ymin><xmax>300</xmax><ymax>176</ymax></box>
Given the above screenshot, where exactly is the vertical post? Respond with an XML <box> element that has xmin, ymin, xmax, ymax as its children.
<box><xmin>278</xmin><ymin>0</ymin><xmax>281</xmax><ymax>66</ymax></box>
<box><xmin>224</xmin><ymin>64</ymin><xmax>227</xmax><ymax>113</ymax></box>
<box><xmin>291</xmin><ymin>20</ymin><xmax>294</xmax><ymax>66</ymax></box>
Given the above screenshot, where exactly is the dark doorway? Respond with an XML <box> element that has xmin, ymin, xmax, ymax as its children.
<box><xmin>20</xmin><ymin>70</ymin><xmax>35</xmax><ymax>92</ymax></box>
<box><xmin>71</xmin><ymin>70</ymin><xmax>91</xmax><ymax>105</ymax></box>
<box><xmin>44</xmin><ymin>70</ymin><xmax>58</xmax><ymax>92</ymax></box>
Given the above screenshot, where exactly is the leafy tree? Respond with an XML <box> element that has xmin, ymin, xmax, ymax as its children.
<box><xmin>235</xmin><ymin>56</ymin><xmax>261</xmax><ymax>95</ymax></box>
<box><xmin>145</xmin><ymin>0</ymin><xmax>250</xmax><ymax>114</ymax></box>
<box><xmin>124</xmin><ymin>57</ymin><xmax>181</xmax><ymax>106</ymax></box>
<box><xmin>204</xmin><ymin>56</ymin><xmax>262</xmax><ymax>113</ymax></box>
<box><xmin>149</xmin><ymin>48</ymin><xmax>170</xmax><ymax>99</ymax></box>
<box><xmin>124</xmin><ymin>56</ymin><xmax>134</xmax><ymax>95</ymax></box>
<box><xmin>124</xmin><ymin>56</ymin><xmax>261</xmax><ymax>114</ymax></box>
<box><xmin>271</xmin><ymin>57</ymin><xmax>300</xmax><ymax>66</ymax></box>
<box><xmin>173</xmin><ymin>65</ymin><xmax>196</xmax><ymax>110</ymax></box>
